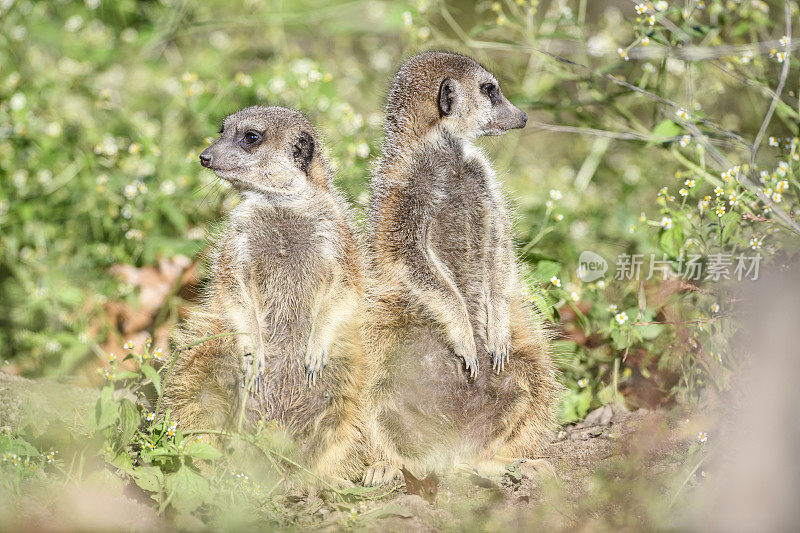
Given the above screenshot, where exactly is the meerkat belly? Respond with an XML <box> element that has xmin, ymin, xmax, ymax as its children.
<box><xmin>228</xmin><ymin>214</ymin><xmax>340</xmax><ymax>431</ymax></box>
<box><xmin>385</xmin><ymin>324</ymin><xmax>523</xmax><ymax>459</ymax></box>
<box><xmin>433</xmin><ymin>193</ymin><xmax>496</xmax><ymax>345</ymax></box>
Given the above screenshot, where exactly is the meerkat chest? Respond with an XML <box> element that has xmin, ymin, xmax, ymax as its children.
<box><xmin>440</xmin><ymin>155</ymin><xmax>506</xmax><ymax>237</ymax></box>
<box><xmin>225</xmin><ymin>208</ymin><xmax>338</xmax><ymax>292</ymax></box>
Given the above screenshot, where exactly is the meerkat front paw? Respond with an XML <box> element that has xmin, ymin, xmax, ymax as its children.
<box><xmin>241</xmin><ymin>353</ymin><xmax>266</xmax><ymax>396</ymax></box>
<box><xmin>362</xmin><ymin>462</ymin><xmax>402</xmax><ymax>487</ymax></box>
<box><xmin>453</xmin><ymin>338</ymin><xmax>479</xmax><ymax>378</ymax></box>
<box><xmin>486</xmin><ymin>326</ymin><xmax>511</xmax><ymax>374</ymax></box>
<box><xmin>304</xmin><ymin>347</ymin><xmax>328</xmax><ymax>386</ymax></box>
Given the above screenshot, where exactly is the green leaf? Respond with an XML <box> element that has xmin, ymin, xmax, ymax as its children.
<box><xmin>114</xmin><ymin>370</ymin><xmax>140</xmax><ymax>380</ymax></box>
<box><xmin>659</xmin><ymin>225</ymin><xmax>684</xmax><ymax>258</ymax></box>
<box><xmin>119</xmin><ymin>399</ymin><xmax>140</xmax><ymax>445</ymax></box>
<box><xmin>505</xmin><ymin>460</ymin><xmax>523</xmax><ymax>483</ymax></box>
<box><xmin>141</xmin><ymin>364</ymin><xmax>162</xmax><ymax>396</ymax></box>
<box><xmin>165</xmin><ymin>467</ymin><xmax>212</xmax><ymax>513</ymax></box>
<box><xmin>132</xmin><ymin>465</ymin><xmax>164</xmax><ymax>493</ymax></box>
<box><xmin>87</xmin><ymin>385</ymin><xmax>119</xmax><ymax>432</ymax></box>
<box><xmin>635</xmin><ymin>323</ymin><xmax>664</xmax><ymax>340</ymax></box>
<box><xmin>648</xmin><ymin>119</ymin><xmax>681</xmax><ymax>146</ymax></box>
<box><xmin>4</xmin><ymin>438</ymin><xmax>40</xmax><ymax>457</ymax></box>
<box><xmin>183</xmin><ymin>441</ymin><xmax>222</xmax><ymax>461</ymax></box>
<box><xmin>720</xmin><ymin>212</ymin><xmax>740</xmax><ymax>244</ymax></box>
<box><xmin>109</xmin><ymin>451</ymin><xmax>135</xmax><ymax>475</ymax></box>
<box><xmin>534</xmin><ymin>260</ymin><xmax>561</xmax><ymax>283</ymax></box>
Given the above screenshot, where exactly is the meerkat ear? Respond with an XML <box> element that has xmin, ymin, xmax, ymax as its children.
<box><xmin>438</xmin><ymin>77</ymin><xmax>457</xmax><ymax>117</ymax></box>
<box><xmin>292</xmin><ymin>131</ymin><xmax>315</xmax><ymax>174</ymax></box>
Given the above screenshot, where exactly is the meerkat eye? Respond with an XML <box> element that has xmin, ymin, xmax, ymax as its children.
<box><xmin>480</xmin><ymin>83</ymin><xmax>500</xmax><ymax>105</ymax></box>
<box><xmin>242</xmin><ymin>131</ymin><xmax>261</xmax><ymax>144</ymax></box>
<box><xmin>218</xmin><ymin>126</ymin><xmax>224</xmax><ymax>134</ymax></box>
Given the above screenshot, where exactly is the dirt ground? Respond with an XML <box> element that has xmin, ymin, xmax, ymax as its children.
<box><xmin>0</xmin><ymin>374</ymin><xmax>690</xmax><ymax>531</ymax></box>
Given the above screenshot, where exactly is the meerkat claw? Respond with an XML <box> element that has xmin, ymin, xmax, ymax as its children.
<box><xmin>491</xmin><ymin>346</ymin><xmax>511</xmax><ymax>374</ymax></box>
<box><xmin>305</xmin><ymin>364</ymin><xmax>323</xmax><ymax>387</ymax></box>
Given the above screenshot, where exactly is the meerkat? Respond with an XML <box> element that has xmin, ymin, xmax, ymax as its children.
<box><xmin>162</xmin><ymin>106</ymin><xmax>366</xmax><ymax>481</ymax></box>
<box><xmin>362</xmin><ymin>51</ymin><xmax>560</xmax><ymax>485</ymax></box>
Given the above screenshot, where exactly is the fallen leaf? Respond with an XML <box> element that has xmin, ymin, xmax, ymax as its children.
<box><xmin>401</xmin><ymin>467</ymin><xmax>439</xmax><ymax>503</ymax></box>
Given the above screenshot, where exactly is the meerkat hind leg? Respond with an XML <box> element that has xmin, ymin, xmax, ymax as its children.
<box><xmin>362</xmin><ymin>462</ymin><xmax>402</xmax><ymax>487</ymax></box>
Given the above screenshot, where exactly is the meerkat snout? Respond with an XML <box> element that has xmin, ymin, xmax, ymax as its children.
<box><xmin>424</xmin><ymin>61</ymin><xmax>528</xmax><ymax>138</ymax></box>
<box><xmin>437</xmin><ymin>74</ymin><xmax>527</xmax><ymax>138</ymax></box>
<box><xmin>198</xmin><ymin>105</ymin><xmax>326</xmax><ymax>193</ymax></box>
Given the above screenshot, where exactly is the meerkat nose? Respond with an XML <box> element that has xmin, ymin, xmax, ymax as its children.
<box><xmin>520</xmin><ymin>111</ymin><xmax>528</xmax><ymax>125</ymax></box>
<box><xmin>199</xmin><ymin>153</ymin><xmax>213</xmax><ymax>167</ymax></box>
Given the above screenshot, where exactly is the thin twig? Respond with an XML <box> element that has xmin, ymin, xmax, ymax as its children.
<box><xmin>534</xmin><ymin>47</ymin><xmax>800</xmax><ymax>236</ymax></box>
<box><xmin>526</xmin><ymin>120</ymin><xmax>735</xmax><ymax>146</ymax></box>
<box><xmin>750</xmin><ymin>1</ymin><xmax>792</xmax><ymax>174</ymax></box>
<box><xmin>533</xmin><ymin>48</ymin><xmax>748</xmax><ymax>146</ymax></box>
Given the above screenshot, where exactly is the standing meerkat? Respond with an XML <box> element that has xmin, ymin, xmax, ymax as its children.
<box><xmin>163</xmin><ymin>106</ymin><xmax>366</xmax><ymax>481</ymax></box>
<box><xmin>363</xmin><ymin>51</ymin><xmax>560</xmax><ymax>485</ymax></box>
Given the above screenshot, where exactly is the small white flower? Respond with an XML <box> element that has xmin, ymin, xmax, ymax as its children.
<box><xmin>549</xmin><ymin>276</ymin><xmax>561</xmax><ymax>288</ymax></box>
<box><xmin>710</xmin><ymin>303</ymin><xmax>720</xmax><ymax>313</ymax></box>
<box><xmin>9</xmin><ymin>92</ymin><xmax>26</xmax><ymax>111</ymax></box>
<box><xmin>676</xmin><ymin>108</ymin><xmax>689</xmax><ymax>120</ymax></box>
<box><xmin>769</xmin><ymin>137</ymin><xmax>779</xmax><ymax>147</ymax></box>
<box><xmin>615</xmin><ymin>312</ymin><xmax>629</xmax><ymax>325</ymax></box>
<box><xmin>684</xmin><ymin>179</ymin><xmax>695</xmax><ymax>188</ymax></box>
<box><xmin>607</xmin><ymin>304</ymin><xmax>618</xmax><ymax>313</ymax></box>
<box><xmin>355</xmin><ymin>142</ymin><xmax>370</xmax><ymax>158</ymax></box>
<box><xmin>577</xmin><ymin>378</ymin><xmax>589</xmax><ymax>388</ymax></box>
<box><xmin>679</xmin><ymin>135</ymin><xmax>691</xmax><ymax>147</ymax></box>
<box><xmin>549</xmin><ymin>189</ymin><xmax>563</xmax><ymax>201</ymax></box>
<box><xmin>641</xmin><ymin>36</ymin><xmax>650</xmax><ymax>46</ymax></box>
<box><xmin>160</xmin><ymin>180</ymin><xmax>176</xmax><ymax>195</ymax></box>
<box><xmin>570</xmin><ymin>291</ymin><xmax>580</xmax><ymax>302</ymax></box>
<box><xmin>660</xmin><ymin>216</ymin><xmax>673</xmax><ymax>229</ymax></box>
<box><xmin>697</xmin><ymin>431</ymin><xmax>708</xmax><ymax>443</ymax></box>
<box><xmin>124</xmin><ymin>340</ymin><xmax>135</xmax><ymax>350</ymax></box>
<box><xmin>617</xmin><ymin>48</ymin><xmax>629</xmax><ymax>61</ymax></box>
<box><xmin>655</xmin><ymin>1</ymin><xmax>668</xmax><ymax>12</ymax></box>
<box><xmin>679</xmin><ymin>188</ymin><xmax>688</xmax><ymax>197</ymax></box>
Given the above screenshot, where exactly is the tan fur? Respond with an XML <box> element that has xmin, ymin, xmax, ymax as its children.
<box><xmin>163</xmin><ymin>106</ymin><xmax>367</xmax><ymax>481</ymax></box>
<box><xmin>362</xmin><ymin>52</ymin><xmax>560</xmax><ymax>482</ymax></box>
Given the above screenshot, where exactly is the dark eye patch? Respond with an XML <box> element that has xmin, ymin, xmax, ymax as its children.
<box><xmin>480</xmin><ymin>82</ymin><xmax>500</xmax><ymax>105</ymax></box>
<box><xmin>238</xmin><ymin>130</ymin><xmax>263</xmax><ymax>150</ymax></box>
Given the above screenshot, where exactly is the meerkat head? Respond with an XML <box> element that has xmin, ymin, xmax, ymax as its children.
<box><xmin>386</xmin><ymin>51</ymin><xmax>527</xmax><ymax>143</ymax></box>
<box><xmin>199</xmin><ymin>106</ymin><xmax>328</xmax><ymax>194</ymax></box>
